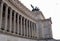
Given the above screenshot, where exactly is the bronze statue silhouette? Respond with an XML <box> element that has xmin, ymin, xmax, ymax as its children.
<box><xmin>31</xmin><ymin>4</ymin><xmax>39</xmax><ymax>11</ymax></box>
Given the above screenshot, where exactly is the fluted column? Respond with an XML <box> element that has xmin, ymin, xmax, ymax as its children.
<box><xmin>24</xmin><ymin>18</ymin><xmax>25</xmax><ymax>36</ymax></box>
<box><xmin>31</xmin><ymin>22</ymin><xmax>32</xmax><ymax>38</ymax></box>
<box><xmin>21</xmin><ymin>16</ymin><xmax>23</xmax><ymax>36</ymax></box>
<box><xmin>34</xmin><ymin>23</ymin><xmax>36</xmax><ymax>38</ymax></box>
<box><xmin>30</xmin><ymin>21</ymin><xmax>31</xmax><ymax>37</ymax></box>
<box><xmin>0</xmin><ymin>1</ymin><xmax>3</xmax><ymax>29</ymax></box>
<box><xmin>9</xmin><ymin>9</ymin><xmax>12</xmax><ymax>32</ymax></box>
<box><xmin>17</xmin><ymin>14</ymin><xmax>19</xmax><ymax>34</ymax></box>
<box><xmin>28</xmin><ymin>20</ymin><xmax>29</xmax><ymax>37</ymax></box>
<box><xmin>5</xmin><ymin>5</ymin><xmax>8</xmax><ymax>31</ymax></box>
<box><xmin>29</xmin><ymin>21</ymin><xmax>31</xmax><ymax>37</ymax></box>
<box><xmin>31</xmin><ymin>22</ymin><xmax>33</xmax><ymax>38</ymax></box>
<box><xmin>14</xmin><ymin>12</ymin><xmax>16</xmax><ymax>33</ymax></box>
<box><xmin>32</xmin><ymin>23</ymin><xmax>34</xmax><ymax>38</ymax></box>
<box><xmin>25</xmin><ymin>19</ymin><xmax>27</xmax><ymax>36</ymax></box>
<box><xmin>35</xmin><ymin>24</ymin><xmax>37</xmax><ymax>38</ymax></box>
<box><xmin>27</xmin><ymin>20</ymin><xmax>28</xmax><ymax>37</ymax></box>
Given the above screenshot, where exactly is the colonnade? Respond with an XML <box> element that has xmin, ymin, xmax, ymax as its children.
<box><xmin>0</xmin><ymin>1</ymin><xmax>37</xmax><ymax>39</ymax></box>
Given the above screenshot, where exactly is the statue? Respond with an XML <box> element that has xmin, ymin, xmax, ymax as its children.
<box><xmin>31</xmin><ymin>4</ymin><xmax>40</xmax><ymax>11</ymax></box>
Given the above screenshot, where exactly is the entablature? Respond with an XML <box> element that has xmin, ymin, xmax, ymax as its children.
<box><xmin>3</xmin><ymin>0</ymin><xmax>45</xmax><ymax>22</ymax></box>
<box><xmin>3</xmin><ymin>0</ymin><xmax>37</xmax><ymax>23</ymax></box>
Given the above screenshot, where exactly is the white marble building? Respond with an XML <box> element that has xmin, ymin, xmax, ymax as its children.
<box><xmin>0</xmin><ymin>0</ymin><xmax>59</xmax><ymax>41</ymax></box>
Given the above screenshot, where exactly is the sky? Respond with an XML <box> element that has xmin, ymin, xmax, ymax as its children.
<box><xmin>19</xmin><ymin>0</ymin><xmax>60</xmax><ymax>39</ymax></box>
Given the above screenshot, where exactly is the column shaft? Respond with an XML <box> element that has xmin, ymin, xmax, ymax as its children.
<box><xmin>32</xmin><ymin>23</ymin><xmax>34</xmax><ymax>38</ymax></box>
<box><xmin>35</xmin><ymin>24</ymin><xmax>37</xmax><ymax>38</ymax></box>
<box><xmin>34</xmin><ymin>23</ymin><xmax>36</xmax><ymax>38</ymax></box>
<box><xmin>21</xmin><ymin>16</ymin><xmax>22</xmax><ymax>35</ymax></box>
<box><xmin>17</xmin><ymin>14</ymin><xmax>19</xmax><ymax>34</ymax></box>
<box><xmin>29</xmin><ymin>21</ymin><xmax>31</xmax><ymax>37</ymax></box>
<box><xmin>14</xmin><ymin>12</ymin><xmax>16</xmax><ymax>33</ymax></box>
<box><xmin>9</xmin><ymin>9</ymin><xmax>12</xmax><ymax>32</ymax></box>
<box><xmin>24</xmin><ymin>18</ymin><xmax>25</xmax><ymax>36</ymax></box>
<box><xmin>0</xmin><ymin>2</ymin><xmax>3</xmax><ymax>29</ymax></box>
<box><xmin>27</xmin><ymin>20</ymin><xmax>28</xmax><ymax>37</ymax></box>
<box><xmin>5</xmin><ymin>5</ymin><xmax>8</xmax><ymax>31</ymax></box>
<box><xmin>28</xmin><ymin>20</ymin><xmax>29</xmax><ymax>37</ymax></box>
<box><xmin>31</xmin><ymin>22</ymin><xmax>33</xmax><ymax>38</ymax></box>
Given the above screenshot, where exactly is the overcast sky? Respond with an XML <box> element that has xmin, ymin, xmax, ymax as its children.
<box><xmin>19</xmin><ymin>0</ymin><xmax>60</xmax><ymax>39</ymax></box>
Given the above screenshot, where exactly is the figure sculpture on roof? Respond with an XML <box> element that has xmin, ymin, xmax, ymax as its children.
<box><xmin>31</xmin><ymin>4</ymin><xmax>40</xmax><ymax>11</ymax></box>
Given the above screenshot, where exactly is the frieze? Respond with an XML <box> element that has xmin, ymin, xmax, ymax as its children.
<box><xmin>8</xmin><ymin>0</ymin><xmax>20</xmax><ymax>5</ymax></box>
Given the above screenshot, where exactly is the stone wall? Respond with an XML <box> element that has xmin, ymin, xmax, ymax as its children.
<box><xmin>0</xmin><ymin>33</ymin><xmax>56</xmax><ymax>41</ymax></box>
<box><xmin>0</xmin><ymin>33</ymin><xmax>37</xmax><ymax>41</ymax></box>
<box><xmin>39</xmin><ymin>39</ymin><xmax>56</xmax><ymax>41</ymax></box>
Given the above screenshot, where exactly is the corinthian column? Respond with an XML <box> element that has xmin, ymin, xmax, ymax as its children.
<box><xmin>17</xmin><ymin>14</ymin><xmax>19</xmax><ymax>34</ymax></box>
<box><xmin>29</xmin><ymin>21</ymin><xmax>31</xmax><ymax>37</ymax></box>
<box><xmin>26</xmin><ymin>20</ymin><xmax>28</xmax><ymax>37</ymax></box>
<box><xmin>0</xmin><ymin>1</ymin><xmax>3</xmax><ymax>30</ymax></box>
<box><xmin>5</xmin><ymin>5</ymin><xmax>8</xmax><ymax>31</ymax></box>
<box><xmin>21</xmin><ymin>16</ymin><xmax>22</xmax><ymax>36</ymax></box>
<box><xmin>9</xmin><ymin>9</ymin><xmax>12</xmax><ymax>32</ymax></box>
<box><xmin>14</xmin><ymin>12</ymin><xmax>16</xmax><ymax>33</ymax></box>
<box><xmin>24</xmin><ymin>18</ymin><xmax>25</xmax><ymax>36</ymax></box>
